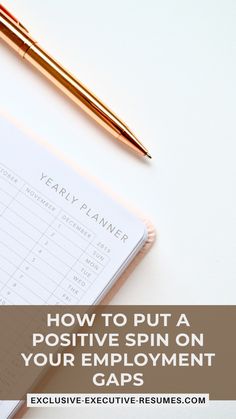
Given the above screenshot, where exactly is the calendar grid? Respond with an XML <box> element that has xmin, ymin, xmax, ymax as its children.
<box><xmin>0</xmin><ymin>162</ymin><xmax>110</xmax><ymax>305</ymax></box>
<box><xmin>0</xmin><ymin>206</ymin><xmax>61</xmax><ymax>302</ymax></box>
<box><xmin>0</xmin><ymin>186</ymin><xmax>110</xmax><ymax>261</ymax></box>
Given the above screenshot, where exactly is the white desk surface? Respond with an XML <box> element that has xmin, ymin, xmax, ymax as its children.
<box><xmin>1</xmin><ymin>0</ymin><xmax>236</xmax><ymax>418</ymax></box>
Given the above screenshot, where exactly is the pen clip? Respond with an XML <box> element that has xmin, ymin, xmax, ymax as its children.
<box><xmin>0</xmin><ymin>4</ymin><xmax>29</xmax><ymax>32</ymax></box>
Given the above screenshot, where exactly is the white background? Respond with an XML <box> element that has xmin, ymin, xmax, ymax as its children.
<box><xmin>1</xmin><ymin>0</ymin><xmax>236</xmax><ymax>417</ymax></box>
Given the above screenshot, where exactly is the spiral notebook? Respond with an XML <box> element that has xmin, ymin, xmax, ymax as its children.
<box><xmin>0</xmin><ymin>113</ymin><xmax>155</xmax><ymax>418</ymax></box>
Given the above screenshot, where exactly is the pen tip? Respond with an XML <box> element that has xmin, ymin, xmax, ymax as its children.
<box><xmin>146</xmin><ymin>152</ymin><xmax>152</xmax><ymax>159</ymax></box>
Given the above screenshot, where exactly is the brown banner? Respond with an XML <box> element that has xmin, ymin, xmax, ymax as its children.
<box><xmin>0</xmin><ymin>306</ymin><xmax>235</xmax><ymax>400</ymax></box>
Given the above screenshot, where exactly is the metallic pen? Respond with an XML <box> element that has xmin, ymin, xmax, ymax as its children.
<box><xmin>0</xmin><ymin>5</ymin><xmax>151</xmax><ymax>159</ymax></box>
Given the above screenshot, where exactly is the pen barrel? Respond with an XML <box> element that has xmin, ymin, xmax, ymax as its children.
<box><xmin>0</xmin><ymin>8</ymin><xmax>148</xmax><ymax>157</ymax></box>
<box><xmin>0</xmin><ymin>9</ymin><xmax>36</xmax><ymax>56</ymax></box>
<box><xmin>24</xmin><ymin>44</ymin><xmax>146</xmax><ymax>155</ymax></box>
<box><xmin>25</xmin><ymin>44</ymin><xmax>123</xmax><ymax>136</ymax></box>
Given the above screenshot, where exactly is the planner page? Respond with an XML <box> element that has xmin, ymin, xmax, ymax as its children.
<box><xmin>0</xmin><ymin>401</ymin><xmax>23</xmax><ymax>419</ymax></box>
<box><xmin>0</xmin><ymin>113</ymin><xmax>147</xmax><ymax>307</ymax></box>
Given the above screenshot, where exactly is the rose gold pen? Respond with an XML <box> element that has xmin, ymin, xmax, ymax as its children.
<box><xmin>0</xmin><ymin>5</ymin><xmax>152</xmax><ymax>159</ymax></box>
